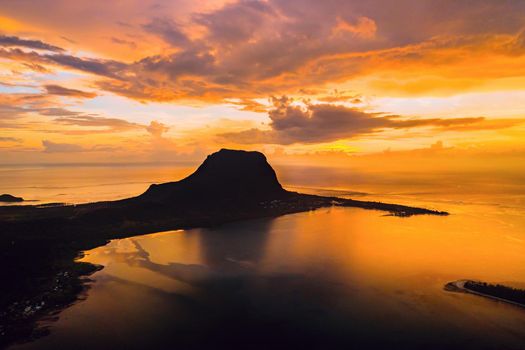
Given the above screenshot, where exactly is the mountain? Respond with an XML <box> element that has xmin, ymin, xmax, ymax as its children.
<box><xmin>138</xmin><ymin>149</ymin><xmax>287</xmax><ymax>205</ymax></box>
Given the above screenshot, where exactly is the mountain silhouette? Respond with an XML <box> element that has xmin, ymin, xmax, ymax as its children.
<box><xmin>138</xmin><ymin>149</ymin><xmax>287</xmax><ymax>205</ymax></box>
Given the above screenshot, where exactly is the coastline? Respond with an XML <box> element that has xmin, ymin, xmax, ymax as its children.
<box><xmin>0</xmin><ymin>200</ymin><xmax>445</xmax><ymax>349</ymax></box>
<box><xmin>0</xmin><ymin>255</ymin><xmax>102</xmax><ymax>349</ymax></box>
<box><xmin>0</xmin><ymin>150</ymin><xmax>448</xmax><ymax>348</ymax></box>
<box><xmin>445</xmin><ymin>280</ymin><xmax>525</xmax><ymax>309</ymax></box>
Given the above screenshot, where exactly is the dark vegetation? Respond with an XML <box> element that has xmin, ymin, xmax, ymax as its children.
<box><xmin>0</xmin><ymin>149</ymin><xmax>447</xmax><ymax>348</ymax></box>
<box><xmin>464</xmin><ymin>281</ymin><xmax>525</xmax><ymax>306</ymax></box>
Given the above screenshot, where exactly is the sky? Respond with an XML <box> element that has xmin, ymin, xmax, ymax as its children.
<box><xmin>1</xmin><ymin>0</ymin><xmax>525</xmax><ymax>173</ymax></box>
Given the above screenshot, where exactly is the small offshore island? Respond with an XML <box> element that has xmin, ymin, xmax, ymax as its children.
<box><xmin>445</xmin><ymin>280</ymin><xmax>525</xmax><ymax>308</ymax></box>
<box><xmin>0</xmin><ymin>194</ymin><xmax>24</xmax><ymax>203</ymax></box>
<box><xmin>0</xmin><ymin>149</ymin><xmax>447</xmax><ymax>348</ymax></box>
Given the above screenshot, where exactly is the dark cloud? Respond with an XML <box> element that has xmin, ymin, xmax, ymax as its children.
<box><xmin>0</xmin><ymin>35</ymin><xmax>64</xmax><ymax>52</ymax></box>
<box><xmin>3</xmin><ymin>1</ymin><xmax>525</xmax><ymax>102</ymax></box>
<box><xmin>136</xmin><ymin>49</ymin><xmax>215</xmax><ymax>79</ymax></box>
<box><xmin>91</xmin><ymin>0</ymin><xmax>382</xmax><ymax>100</ymax></box>
<box><xmin>221</xmin><ymin>97</ymin><xmax>508</xmax><ymax>144</ymax></box>
<box><xmin>273</xmin><ymin>0</ymin><xmax>525</xmax><ymax>45</ymax></box>
<box><xmin>100</xmin><ymin>0</ymin><xmax>525</xmax><ymax>101</ymax></box>
<box><xmin>0</xmin><ymin>47</ymin><xmax>126</xmax><ymax>78</ymax></box>
<box><xmin>45</xmin><ymin>54</ymin><xmax>126</xmax><ymax>77</ymax></box>
<box><xmin>44</xmin><ymin>84</ymin><xmax>97</xmax><ymax>98</ymax></box>
<box><xmin>143</xmin><ymin>18</ymin><xmax>190</xmax><ymax>47</ymax></box>
<box><xmin>194</xmin><ymin>1</ymin><xmax>275</xmax><ymax>44</ymax></box>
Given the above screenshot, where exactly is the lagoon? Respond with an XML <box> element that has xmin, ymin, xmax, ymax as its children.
<box><xmin>5</xmin><ymin>164</ymin><xmax>525</xmax><ymax>349</ymax></box>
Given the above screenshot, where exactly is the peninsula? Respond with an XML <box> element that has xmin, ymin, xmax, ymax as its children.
<box><xmin>445</xmin><ymin>280</ymin><xmax>525</xmax><ymax>308</ymax></box>
<box><xmin>0</xmin><ymin>149</ymin><xmax>447</xmax><ymax>347</ymax></box>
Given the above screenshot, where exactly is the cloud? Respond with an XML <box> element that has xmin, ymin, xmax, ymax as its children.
<box><xmin>0</xmin><ymin>93</ymin><xmax>64</xmax><ymax>121</ymax></box>
<box><xmin>0</xmin><ymin>35</ymin><xmax>64</xmax><ymax>52</ymax></box>
<box><xmin>41</xmin><ymin>140</ymin><xmax>117</xmax><ymax>153</ymax></box>
<box><xmin>505</xmin><ymin>29</ymin><xmax>525</xmax><ymax>55</ymax></box>
<box><xmin>109</xmin><ymin>1</ymin><xmax>525</xmax><ymax>101</ymax></box>
<box><xmin>0</xmin><ymin>92</ymin><xmax>172</xmax><ymax>138</ymax></box>
<box><xmin>22</xmin><ymin>62</ymin><xmax>50</xmax><ymax>73</ymax></box>
<box><xmin>39</xmin><ymin>108</ymin><xmax>84</xmax><ymax>117</ymax></box>
<box><xmin>110</xmin><ymin>37</ymin><xmax>137</xmax><ymax>49</ymax></box>
<box><xmin>53</xmin><ymin>115</ymin><xmax>172</xmax><ymax>137</ymax></box>
<box><xmin>143</xmin><ymin>18</ymin><xmax>190</xmax><ymax>47</ymax></box>
<box><xmin>53</xmin><ymin>115</ymin><xmax>142</xmax><ymax>133</ymax></box>
<box><xmin>221</xmin><ymin>97</ymin><xmax>519</xmax><ymax>144</ymax></box>
<box><xmin>0</xmin><ymin>47</ymin><xmax>126</xmax><ymax>78</ymax></box>
<box><xmin>60</xmin><ymin>36</ymin><xmax>77</xmax><ymax>44</ymax></box>
<box><xmin>0</xmin><ymin>104</ymin><xmax>29</xmax><ymax>119</ymax></box>
<box><xmin>226</xmin><ymin>98</ymin><xmax>269</xmax><ymax>113</ymax></box>
<box><xmin>194</xmin><ymin>1</ymin><xmax>276</xmax><ymax>45</ymax></box>
<box><xmin>42</xmin><ymin>140</ymin><xmax>85</xmax><ymax>153</ymax></box>
<box><xmin>146</xmin><ymin>120</ymin><xmax>169</xmax><ymax>137</ymax></box>
<box><xmin>44</xmin><ymin>84</ymin><xmax>97</xmax><ymax>98</ymax></box>
<box><xmin>0</xmin><ymin>137</ymin><xmax>21</xmax><ymax>143</ymax></box>
<box><xmin>45</xmin><ymin>53</ymin><xmax>126</xmax><ymax>77</ymax></box>
<box><xmin>317</xmin><ymin>90</ymin><xmax>363</xmax><ymax>104</ymax></box>
<box><xmin>3</xmin><ymin>1</ymin><xmax>525</xmax><ymax>102</ymax></box>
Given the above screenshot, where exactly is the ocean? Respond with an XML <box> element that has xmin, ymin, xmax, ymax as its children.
<box><xmin>4</xmin><ymin>163</ymin><xmax>525</xmax><ymax>349</ymax></box>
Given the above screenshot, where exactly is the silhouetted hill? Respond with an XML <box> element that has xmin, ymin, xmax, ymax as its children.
<box><xmin>0</xmin><ymin>194</ymin><xmax>23</xmax><ymax>203</ymax></box>
<box><xmin>139</xmin><ymin>149</ymin><xmax>287</xmax><ymax>205</ymax></box>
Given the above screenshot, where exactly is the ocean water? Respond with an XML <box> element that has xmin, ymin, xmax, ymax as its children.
<box><xmin>4</xmin><ymin>164</ymin><xmax>525</xmax><ymax>349</ymax></box>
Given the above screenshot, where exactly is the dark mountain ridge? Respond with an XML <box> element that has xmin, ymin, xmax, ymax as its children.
<box><xmin>138</xmin><ymin>149</ymin><xmax>287</xmax><ymax>205</ymax></box>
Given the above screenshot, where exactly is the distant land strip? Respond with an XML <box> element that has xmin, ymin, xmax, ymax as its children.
<box><xmin>445</xmin><ymin>280</ymin><xmax>525</xmax><ymax>308</ymax></box>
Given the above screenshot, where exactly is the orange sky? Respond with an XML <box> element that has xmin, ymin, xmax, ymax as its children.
<box><xmin>1</xmin><ymin>0</ymin><xmax>524</xmax><ymax>171</ymax></box>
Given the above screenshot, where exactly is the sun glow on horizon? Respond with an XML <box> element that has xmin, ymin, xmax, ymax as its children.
<box><xmin>0</xmin><ymin>0</ymin><xmax>524</xmax><ymax>172</ymax></box>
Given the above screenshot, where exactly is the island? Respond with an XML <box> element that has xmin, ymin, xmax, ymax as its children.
<box><xmin>445</xmin><ymin>280</ymin><xmax>525</xmax><ymax>308</ymax></box>
<box><xmin>0</xmin><ymin>194</ymin><xmax>24</xmax><ymax>203</ymax></box>
<box><xmin>0</xmin><ymin>149</ymin><xmax>448</xmax><ymax>347</ymax></box>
